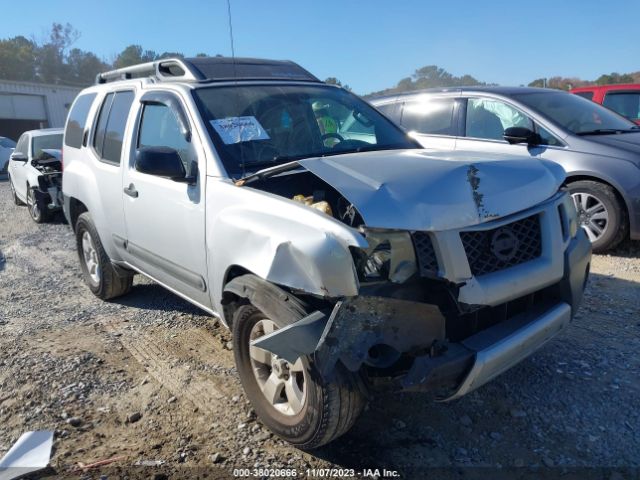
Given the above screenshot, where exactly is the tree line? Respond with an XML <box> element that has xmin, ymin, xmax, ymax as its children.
<box><xmin>0</xmin><ymin>23</ymin><xmax>213</xmax><ymax>86</ymax></box>
<box><xmin>1</xmin><ymin>23</ymin><xmax>638</xmax><ymax>93</ymax></box>
<box><xmin>367</xmin><ymin>66</ymin><xmax>640</xmax><ymax>97</ymax></box>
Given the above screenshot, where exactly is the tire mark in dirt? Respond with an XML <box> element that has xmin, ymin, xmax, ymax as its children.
<box><xmin>103</xmin><ymin>319</ymin><xmax>241</xmax><ymax>417</ymax></box>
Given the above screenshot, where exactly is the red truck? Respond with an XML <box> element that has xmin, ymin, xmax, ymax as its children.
<box><xmin>571</xmin><ymin>84</ymin><xmax>640</xmax><ymax>124</ymax></box>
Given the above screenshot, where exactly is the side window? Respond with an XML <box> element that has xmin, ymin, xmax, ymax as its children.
<box><xmin>602</xmin><ymin>92</ymin><xmax>640</xmax><ymax>120</ymax></box>
<box><xmin>15</xmin><ymin>134</ymin><xmax>28</xmax><ymax>155</ymax></box>
<box><xmin>93</xmin><ymin>91</ymin><xmax>135</xmax><ymax>164</ymax></box>
<box><xmin>401</xmin><ymin>98</ymin><xmax>456</xmax><ymax>135</ymax></box>
<box><xmin>465</xmin><ymin>98</ymin><xmax>533</xmax><ymax>141</ymax></box>
<box><xmin>93</xmin><ymin>93</ymin><xmax>114</xmax><ymax>156</ymax></box>
<box><xmin>138</xmin><ymin>103</ymin><xmax>195</xmax><ymax>174</ymax></box>
<box><xmin>64</xmin><ymin>93</ymin><xmax>97</xmax><ymax>148</ymax></box>
<box><xmin>535</xmin><ymin>124</ymin><xmax>563</xmax><ymax>147</ymax></box>
<box><xmin>574</xmin><ymin>91</ymin><xmax>594</xmax><ymax>101</ymax></box>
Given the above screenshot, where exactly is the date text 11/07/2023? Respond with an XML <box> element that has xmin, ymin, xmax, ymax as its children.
<box><xmin>232</xmin><ymin>468</ymin><xmax>401</xmax><ymax>478</ymax></box>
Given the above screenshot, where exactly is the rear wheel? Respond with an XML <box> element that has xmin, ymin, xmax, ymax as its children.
<box><xmin>233</xmin><ymin>301</ymin><xmax>365</xmax><ymax>449</ymax></box>
<box><xmin>26</xmin><ymin>185</ymin><xmax>49</xmax><ymax>223</ymax></box>
<box><xmin>567</xmin><ymin>180</ymin><xmax>627</xmax><ymax>252</ymax></box>
<box><xmin>75</xmin><ymin>212</ymin><xmax>133</xmax><ymax>300</ymax></box>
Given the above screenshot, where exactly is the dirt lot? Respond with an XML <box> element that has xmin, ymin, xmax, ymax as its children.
<box><xmin>1</xmin><ymin>177</ymin><xmax>639</xmax><ymax>479</ymax></box>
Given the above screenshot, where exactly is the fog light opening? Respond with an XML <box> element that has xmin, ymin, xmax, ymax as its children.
<box><xmin>365</xmin><ymin>344</ymin><xmax>401</xmax><ymax>368</ymax></box>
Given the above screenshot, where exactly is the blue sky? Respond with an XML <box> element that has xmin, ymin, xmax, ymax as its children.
<box><xmin>1</xmin><ymin>0</ymin><xmax>638</xmax><ymax>94</ymax></box>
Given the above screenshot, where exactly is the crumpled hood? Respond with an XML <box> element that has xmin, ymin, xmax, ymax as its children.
<box><xmin>299</xmin><ymin>149</ymin><xmax>566</xmax><ymax>231</ymax></box>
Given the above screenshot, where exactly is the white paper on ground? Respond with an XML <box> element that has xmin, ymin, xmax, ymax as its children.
<box><xmin>210</xmin><ymin>116</ymin><xmax>270</xmax><ymax>144</ymax></box>
<box><xmin>0</xmin><ymin>431</ymin><xmax>53</xmax><ymax>480</ymax></box>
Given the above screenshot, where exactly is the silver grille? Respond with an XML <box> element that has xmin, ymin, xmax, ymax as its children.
<box><xmin>412</xmin><ymin>232</ymin><xmax>438</xmax><ymax>276</ymax></box>
<box><xmin>461</xmin><ymin>214</ymin><xmax>542</xmax><ymax>276</ymax></box>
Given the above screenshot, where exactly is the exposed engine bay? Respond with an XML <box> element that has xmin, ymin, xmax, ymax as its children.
<box><xmin>31</xmin><ymin>154</ymin><xmax>63</xmax><ymax>210</ymax></box>
<box><xmin>246</xmin><ymin>167</ymin><xmax>364</xmax><ymax>228</ymax></box>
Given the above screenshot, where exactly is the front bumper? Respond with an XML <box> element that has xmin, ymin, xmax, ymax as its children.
<box><xmin>253</xmin><ymin>228</ymin><xmax>591</xmax><ymax>398</ymax></box>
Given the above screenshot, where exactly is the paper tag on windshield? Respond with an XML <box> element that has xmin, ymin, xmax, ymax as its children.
<box><xmin>210</xmin><ymin>116</ymin><xmax>270</xmax><ymax>145</ymax></box>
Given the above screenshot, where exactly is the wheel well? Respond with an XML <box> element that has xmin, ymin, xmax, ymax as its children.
<box><xmin>221</xmin><ymin>266</ymin><xmax>253</xmax><ymax>327</ymax></box>
<box><xmin>68</xmin><ymin>198</ymin><xmax>88</xmax><ymax>232</ymax></box>
<box><xmin>565</xmin><ymin>175</ymin><xmax>630</xmax><ymax>225</ymax></box>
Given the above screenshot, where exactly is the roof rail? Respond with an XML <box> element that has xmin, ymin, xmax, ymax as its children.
<box><xmin>95</xmin><ymin>58</ymin><xmax>201</xmax><ymax>84</ymax></box>
<box><xmin>95</xmin><ymin>57</ymin><xmax>322</xmax><ymax>85</ymax></box>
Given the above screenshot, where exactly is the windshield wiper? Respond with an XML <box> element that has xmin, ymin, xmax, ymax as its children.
<box><xmin>576</xmin><ymin>128</ymin><xmax>640</xmax><ymax>136</ymax></box>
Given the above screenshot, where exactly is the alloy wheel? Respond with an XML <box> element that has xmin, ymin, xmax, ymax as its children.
<box><xmin>248</xmin><ymin>319</ymin><xmax>307</xmax><ymax>416</ymax></box>
<box><xmin>571</xmin><ymin>192</ymin><xmax>609</xmax><ymax>242</ymax></box>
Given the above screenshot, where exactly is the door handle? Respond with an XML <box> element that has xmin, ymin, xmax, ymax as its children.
<box><xmin>123</xmin><ymin>183</ymin><xmax>138</xmax><ymax>198</ymax></box>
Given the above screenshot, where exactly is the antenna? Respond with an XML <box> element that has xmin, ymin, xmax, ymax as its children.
<box><xmin>226</xmin><ymin>0</ymin><xmax>236</xmax><ymax>60</ymax></box>
<box><xmin>226</xmin><ymin>0</ymin><xmax>245</xmax><ymax>178</ymax></box>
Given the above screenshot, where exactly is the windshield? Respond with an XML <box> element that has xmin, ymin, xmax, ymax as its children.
<box><xmin>0</xmin><ymin>137</ymin><xmax>16</xmax><ymax>148</ymax></box>
<box><xmin>193</xmin><ymin>84</ymin><xmax>418</xmax><ymax>176</ymax></box>
<box><xmin>513</xmin><ymin>91</ymin><xmax>638</xmax><ymax>135</ymax></box>
<box><xmin>32</xmin><ymin>134</ymin><xmax>62</xmax><ymax>159</ymax></box>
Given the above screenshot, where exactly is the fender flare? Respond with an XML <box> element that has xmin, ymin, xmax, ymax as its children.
<box><xmin>222</xmin><ymin>274</ymin><xmax>308</xmax><ymax>329</ymax></box>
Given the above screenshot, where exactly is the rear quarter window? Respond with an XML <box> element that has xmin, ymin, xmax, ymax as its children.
<box><xmin>573</xmin><ymin>91</ymin><xmax>594</xmax><ymax>101</ymax></box>
<box><xmin>65</xmin><ymin>93</ymin><xmax>98</xmax><ymax>148</ymax></box>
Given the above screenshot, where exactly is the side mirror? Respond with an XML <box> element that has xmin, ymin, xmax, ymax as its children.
<box><xmin>10</xmin><ymin>152</ymin><xmax>27</xmax><ymax>162</ymax></box>
<box><xmin>504</xmin><ymin>127</ymin><xmax>539</xmax><ymax>145</ymax></box>
<box><xmin>135</xmin><ymin>147</ymin><xmax>191</xmax><ymax>182</ymax></box>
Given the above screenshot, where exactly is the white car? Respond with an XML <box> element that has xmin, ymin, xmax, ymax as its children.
<box><xmin>0</xmin><ymin>136</ymin><xmax>16</xmax><ymax>174</ymax></box>
<box><xmin>8</xmin><ymin>128</ymin><xmax>64</xmax><ymax>222</ymax></box>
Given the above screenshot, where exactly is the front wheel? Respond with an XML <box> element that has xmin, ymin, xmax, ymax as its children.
<box><xmin>26</xmin><ymin>185</ymin><xmax>49</xmax><ymax>223</ymax></box>
<box><xmin>75</xmin><ymin>212</ymin><xmax>133</xmax><ymax>300</ymax></box>
<box><xmin>233</xmin><ymin>303</ymin><xmax>365</xmax><ymax>449</ymax></box>
<box><xmin>567</xmin><ymin>180</ymin><xmax>627</xmax><ymax>252</ymax></box>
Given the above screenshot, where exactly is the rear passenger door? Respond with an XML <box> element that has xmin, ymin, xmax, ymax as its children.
<box><xmin>397</xmin><ymin>96</ymin><xmax>458</xmax><ymax>151</ymax></box>
<box><xmin>89</xmin><ymin>90</ymin><xmax>135</xmax><ymax>252</ymax></box>
<box><xmin>121</xmin><ymin>91</ymin><xmax>210</xmax><ymax>309</ymax></box>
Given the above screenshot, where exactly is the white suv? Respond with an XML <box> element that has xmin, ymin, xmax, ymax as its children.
<box><xmin>62</xmin><ymin>57</ymin><xmax>591</xmax><ymax>448</ymax></box>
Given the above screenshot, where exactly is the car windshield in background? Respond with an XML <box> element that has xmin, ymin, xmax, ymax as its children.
<box><xmin>32</xmin><ymin>134</ymin><xmax>63</xmax><ymax>159</ymax></box>
<box><xmin>193</xmin><ymin>84</ymin><xmax>417</xmax><ymax>176</ymax></box>
<box><xmin>513</xmin><ymin>92</ymin><xmax>639</xmax><ymax>135</ymax></box>
<box><xmin>0</xmin><ymin>137</ymin><xmax>17</xmax><ymax>148</ymax></box>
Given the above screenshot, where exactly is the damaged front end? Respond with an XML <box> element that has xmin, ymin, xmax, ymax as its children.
<box><xmin>250</xmin><ymin>197</ymin><xmax>591</xmax><ymax>401</ymax></box>
<box><xmin>241</xmin><ymin>151</ymin><xmax>590</xmax><ymax>400</ymax></box>
<box><xmin>32</xmin><ymin>154</ymin><xmax>63</xmax><ymax>213</ymax></box>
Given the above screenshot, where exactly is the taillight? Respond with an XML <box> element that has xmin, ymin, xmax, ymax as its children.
<box><xmin>60</xmin><ymin>148</ymin><xmax>64</xmax><ymax>171</ymax></box>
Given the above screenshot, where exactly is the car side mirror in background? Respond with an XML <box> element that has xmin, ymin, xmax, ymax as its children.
<box><xmin>503</xmin><ymin>127</ymin><xmax>540</xmax><ymax>146</ymax></box>
<box><xmin>135</xmin><ymin>147</ymin><xmax>192</xmax><ymax>182</ymax></box>
<box><xmin>10</xmin><ymin>152</ymin><xmax>27</xmax><ymax>162</ymax></box>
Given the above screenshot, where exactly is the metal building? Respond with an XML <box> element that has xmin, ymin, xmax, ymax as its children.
<box><xmin>0</xmin><ymin>80</ymin><xmax>81</xmax><ymax>141</ymax></box>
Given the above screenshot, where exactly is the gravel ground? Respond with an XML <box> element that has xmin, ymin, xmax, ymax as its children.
<box><xmin>0</xmin><ymin>177</ymin><xmax>639</xmax><ymax>479</ymax></box>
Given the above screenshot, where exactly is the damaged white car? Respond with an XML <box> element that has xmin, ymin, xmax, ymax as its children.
<box><xmin>8</xmin><ymin>128</ymin><xmax>64</xmax><ymax>223</ymax></box>
<box><xmin>62</xmin><ymin>57</ymin><xmax>591</xmax><ymax>448</ymax></box>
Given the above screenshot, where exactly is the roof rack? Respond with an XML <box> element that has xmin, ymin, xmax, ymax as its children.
<box><xmin>95</xmin><ymin>57</ymin><xmax>321</xmax><ymax>85</ymax></box>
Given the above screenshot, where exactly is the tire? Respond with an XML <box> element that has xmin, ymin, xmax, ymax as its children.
<box><xmin>233</xmin><ymin>302</ymin><xmax>365</xmax><ymax>449</ymax></box>
<box><xmin>75</xmin><ymin>212</ymin><xmax>133</xmax><ymax>300</ymax></box>
<box><xmin>567</xmin><ymin>180</ymin><xmax>627</xmax><ymax>252</ymax></box>
<box><xmin>9</xmin><ymin>175</ymin><xmax>24</xmax><ymax>206</ymax></box>
<box><xmin>26</xmin><ymin>185</ymin><xmax>50</xmax><ymax>223</ymax></box>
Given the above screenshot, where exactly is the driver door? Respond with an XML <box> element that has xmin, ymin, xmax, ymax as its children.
<box><xmin>122</xmin><ymin>92</ymin><xmax>211</xmax><ymax>310</ymax></box>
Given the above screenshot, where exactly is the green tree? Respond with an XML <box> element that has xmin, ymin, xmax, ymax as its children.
<box><xmin>36</xmin><ymin>23</ymin><xmax>80</xmax><ymax>84</ymax></box>
<box><xmin>0</xmin><ymin>36</ymin><xmax>37</xmax><ymax>81</ymax></box>
<box><xmin>113</xmin><ymin>45</ymin><xmax>158</xmax><ymax>68</ymax></box>
<box><xmin>65</xmin><ymin>48</ymin><xmax>108</xmax><ymax>85</ymax></box>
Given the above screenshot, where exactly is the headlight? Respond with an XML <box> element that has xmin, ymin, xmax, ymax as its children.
<box><xmin>353</xmin><ymin>229</ymin><xmax>418</xmax><ymax>283</ymax></box>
